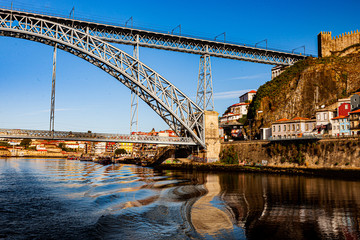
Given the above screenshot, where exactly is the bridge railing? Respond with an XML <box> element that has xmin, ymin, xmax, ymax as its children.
<box><xmin>0</xmin><ymin>129</ymin><xmax>196</xmax><ymax>145</ymax></box>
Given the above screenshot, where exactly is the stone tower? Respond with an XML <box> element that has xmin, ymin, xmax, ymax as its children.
<box><xmin>318</xmin><ymin>30</ymin><xmax>360</xmax><ymax>57</ymax></box>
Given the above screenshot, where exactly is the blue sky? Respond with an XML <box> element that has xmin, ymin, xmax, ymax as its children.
<box><xmin>0</xmin><ymin>0</ymin><xmax>359</xmax><ymax>133</ymax></box>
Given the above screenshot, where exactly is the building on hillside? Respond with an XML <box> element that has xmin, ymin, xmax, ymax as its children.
<box><xmin>105</xmin><ymin>142</ymin><xmax>116</xmax><ymax>154</ymax></box>
<box><xmin>219</xmin><ymin>112</ymin><xmax>241</xmax><ymax>125</ymax></box>
<box><xmin>271</xmin><ymin>65</ymin><xmax>287</xmax><ymax>79</ymax></box>
<box><xmin>260</xmin><ymin>128</ymin><xmax>272</xmax><ymax>140</ymax></box>
<box><xmin>329</xmin><ymin>98</ymin><xmax>352</xmax><ymax>136</ymax></box>
<box><xmin>94</xmin><ymin>142</ymin><xmax>106</xmax><ymax>155</ymax></box>
<box><xmin>338</xmin><ymin>102</ymin><xmax>351</xmax><ymax>116</ymax></box>
<box><xmin>339</xmin><ymin>116</ymin><xmax>351</xmax><ymax>136</ymax></box>
<box><xmin>271</xmin><ymin>117</ymin><xmax>316</xmax><ymax>139</ymax></box>
<box><xmin>331</xmin><ymin>116</ymin><xmax>350</xmax><ymax>136</ymax></box>
<box><xmin>117</xmin><ymin>142</ymin><xmax>133</xmax><ymax>153</ymax></box>
<box><xmin>351</xmin><ymin>93</ymin><xmax>360</xmax><ymax>111</ymax></box>
<box><xmin>230</xmin><ymin>102</ymin><xmax>250</xmax><ymax>115</ymax></box>
<box><xmin>239</xmin><ymin>90</ymin><xmax>256</xmax><ymax>103</ymax></box>
<box><xmin>219</xmin><ymin>103</ymin><xmax>249</xmax><ymax>125</ymax></box>
<box><xmin>349</xmin><ymin>109</ymin><xmax>360</xmax><ymax>135</ymax></box>
<box><xmin>316</xmin><ymin>106</ymin><xmax>336</xmax><ymax>134</ymax></box>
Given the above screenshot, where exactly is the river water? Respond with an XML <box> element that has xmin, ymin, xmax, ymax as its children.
<box><xmin>1</xmin><ymin>158</ymin><xmax>360</xmax><ymax>239</ymax></box>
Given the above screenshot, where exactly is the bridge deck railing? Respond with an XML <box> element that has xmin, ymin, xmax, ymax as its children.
<box><xmin>0</xmin><ymin>129</ymin><xmax>196</xmax><ymax>145</ymax></box>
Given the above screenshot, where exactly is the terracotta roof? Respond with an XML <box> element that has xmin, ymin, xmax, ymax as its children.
<box><xmin>231</xmin><ymin>102</ymin><xmax>250</xmax><ymax>107</ymax></box>
<box><xmin>248</xmin><ymin>90</ymin><xmax>257</xmax><ymax>93</ymax></box>
<box><xmin>331</xmin><ymin>115</ymin><xmax>348</xmax><ymax>120</ymax></box>
<box><xmin>350</xmin><ymin>109</ymin><xmax>360</xmax><ymax>114</ymax></box>
<box><xmin>276</xmin><ymin>118</ymin><xmax>290</xmax><ymax>122</ymax></box>
<box><xmin>292</xmin><ymin>117</ymin><xmax>310</xmax><ymax>120</ymax></box>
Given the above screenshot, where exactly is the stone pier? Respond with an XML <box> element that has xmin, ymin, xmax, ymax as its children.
<box><xmin>203</xmin><ymin>111</ymin><xmax>221</xmax><ymax>162</ymax></box>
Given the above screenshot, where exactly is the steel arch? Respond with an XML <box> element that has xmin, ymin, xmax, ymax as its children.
<box><xmin>0</xmin><ymin>11</ymin><xmax>205</xmax><ymax>148</ymax></box>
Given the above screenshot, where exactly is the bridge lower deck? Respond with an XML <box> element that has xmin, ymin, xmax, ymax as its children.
<box><xmin>0</xmin><ymin>129</ymin><xmax>196</xmax><ymax>146</ymax></box>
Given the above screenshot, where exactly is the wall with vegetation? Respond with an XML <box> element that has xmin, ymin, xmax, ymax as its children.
<box><xmin>220</xmin><ymin>139</ymin><xmax>360</xmax><ymax>168</ymax></box>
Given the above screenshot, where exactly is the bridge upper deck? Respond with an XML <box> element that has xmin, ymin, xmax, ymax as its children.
<box><xmin>0</xmin><ymin>7</ymin><xmax>307</xmax><ymax>65</ymax></box>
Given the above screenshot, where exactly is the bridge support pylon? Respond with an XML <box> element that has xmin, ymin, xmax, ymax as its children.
<box><xmin>202</xmin><ymin>111</ymin><xmax>220</xmax><ymax>162</ymax></box>
<box><xmin>49</xmin><ymin>43</ymin><xmax>57</xmax><ymax>134</ymax></box>
<box><xmin>130</xmin><ymin>36</ymin><xmax>139</xmax><ymax>134</ymax></box>
<box><xmin>196</xmin><ymin>55</ymin><xmax>214</xmax><ymax>111</ymax></box>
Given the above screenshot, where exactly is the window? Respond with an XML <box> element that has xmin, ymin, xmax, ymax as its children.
<box><xmin>278</xmin><ymin>125</ymin><xmax>281</xmax><ymax>132</ymax></box>
<box><xmin>306</xmin><ymin>124</ymin><xmax>309</xmax><ymax>131</ymax></box>
<box><xmin>273</xmin><ymin>126</ymin><xmax>275</xmax><ymax>132</ymax></box>
<box><xmin>317</xmin><ymin>114</ymin><xmax>320</xmax><ymax>120</ymax></box>
<box><xmin>292</xmin><ymin>124</ymin><xmax>295</xmax><ymax>131</ymax></box>
<box><xmin>283</xmin><ymin>125</ymin><xmax>286</xmax><ymax>131</ymax></box>
<box><xmin>297</xmin><ymin>124</ymin><xmax>300</xmax><ymax>131</ymax></box>
<box><xmin>324</xmin><ymin>113</ymin><xmax>327</xmax><ymax>120</ymax></box>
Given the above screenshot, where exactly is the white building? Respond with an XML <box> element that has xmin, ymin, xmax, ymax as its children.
<box><xmin>271</xmin><ymin>65</ymin><xmax>286</xmax><ymax>79</ymax></box>
<box><xmin>94</xmin><ymin>142</ymin><xmax>106</xmax><ymax>155</ymax></box>
<box><xmin>239</xmin><ymin>90</ymin><xmax>256</xmax><ymax>103</ymax></box>
<box><xmin>316</xmin><ymin>106</ymin><xmax>336</xmax><ymax>134</ymax></box>
<box><xmin>271</xmin><ymin>117</ymin><xmax>316</xmax><ymax>139</ymax></box>
<box><xmin>219</xmin><ymin>103</ymin><xmax>250</xmax><ymax>125</ymax></box>
<box><xmin>331</xmin><ymin>115</ymin><xmax>350</xmax><ymax>136</ymax></box>
<box><xmin>219</xmin><ymin>112</ymin><xmax>242</xmax><ymax>124</ymax></box>
<box><xmin>260</xmin><ymin>128</ymin><xmax>272</xmax><ymax>140</ymax></box>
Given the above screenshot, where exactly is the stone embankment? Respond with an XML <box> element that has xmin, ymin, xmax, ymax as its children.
<box><xmin>221</xmin><ymin>138</ymin><xmax>360</xmax><ymax>168</ymax></box>
<box><xmin>156</xmin><ymin>138</ymin><xmax>360</xmax><ymax>179</ymax></box>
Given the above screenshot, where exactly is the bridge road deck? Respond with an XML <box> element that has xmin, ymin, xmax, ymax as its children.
<box><xmin>0</xmin><ymin>7</ymin><xmax>307</xmax><ymax>65</ymax></box>
<box><xmin>0</xmin><ymin>129</ymin><xmax>196</xmax><ymax>146</ymax></box>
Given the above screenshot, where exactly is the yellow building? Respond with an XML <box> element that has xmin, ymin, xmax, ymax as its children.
<box><xmin>117</xmin><ymin>142</ymin><xmax>133</xmax><ymax>153</ymax></box>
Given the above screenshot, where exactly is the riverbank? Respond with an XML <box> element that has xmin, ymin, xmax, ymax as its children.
<box><xmin>155</xmin><ymin>162</ymin><xmax>360</xmax><ymax>180</ymax></box>
<box><xmin>0</xmin><ymin>155</ymin><xmax>67</xmax><ymax>158</ymax></box>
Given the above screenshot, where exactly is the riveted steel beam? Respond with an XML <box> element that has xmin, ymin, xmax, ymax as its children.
<box><xmin>0</xmin><ymin>8</ymin><xmax>307</xmax><ymax>66</ymax></box>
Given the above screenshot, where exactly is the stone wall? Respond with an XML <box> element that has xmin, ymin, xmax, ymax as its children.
<box><xmin>203</xmin><ymin>111</ymin><xmax>221</xmax><ymax>162</ymax></box>
<box><xmin>221</xmin><ymin>139</ymin><xmax>360</xmax><ymax>168</ymax></box>
<box><xmin>318</xmin><ymin>30</ymin><xmax>360</xmax><ymax>57</ymax></box>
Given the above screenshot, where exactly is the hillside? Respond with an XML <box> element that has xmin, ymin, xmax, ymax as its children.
<box><xmin>247</xmin><ymin>45</ymin><xmax>360</xmax><ymax>137</ymax></box>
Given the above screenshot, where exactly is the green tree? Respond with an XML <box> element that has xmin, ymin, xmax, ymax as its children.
<box><xmin>20</xmin><ymin>139</ymin><xmax>31</xmax><ymax>149</ymax></box>
<box><xmin>115</xmin><ymin>148</ymin><xmax>127</xmax><ymax>155</ymax></box>
<box><xmin>0</xmin><ymin>141</ymin><xmax>9</xmax><ymax>147</ymax></box>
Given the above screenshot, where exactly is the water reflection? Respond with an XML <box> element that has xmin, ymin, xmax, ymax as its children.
<box><xmin>1</xmin><ymin>158</ymin><xmax>360</xmax><ymax>239</ymax></box>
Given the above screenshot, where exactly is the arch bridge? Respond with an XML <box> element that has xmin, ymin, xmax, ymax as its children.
<box><xmin>0</xmin><ymin>10</ymin><xmax>206</xmax><ymax>148</ymax></box>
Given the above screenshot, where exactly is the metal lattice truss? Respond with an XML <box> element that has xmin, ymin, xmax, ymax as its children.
<box><xmin>196</xmin><ymin>55</ymin><xmax>214</xmax><ymax>111</ymax></box>
<box><xmin>0</xmin><ymin>128</ymin><xmax>196</xmax><ymax>145</ymax></box>
<box><xmin>0</xmin><ymin>11</ymin><xmax>205</xmax><ymax>147</ymax></box>
<box><xmin>0</xmin><ymin>8</ymin><xmax>307</xmax><ymax>66</ymax></box>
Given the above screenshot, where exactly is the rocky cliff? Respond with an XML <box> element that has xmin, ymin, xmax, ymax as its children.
<box><xmin>247</xmin><ymin>45</ymin><xmax>360</xmax><ymax>136</ymax></box>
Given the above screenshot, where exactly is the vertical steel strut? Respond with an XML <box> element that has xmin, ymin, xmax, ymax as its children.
<box><xmin>49</xmin><ymin>43</ymin><xmax>57</xmax><ymax>134</ymax></box>
<box><xmin>196</xmin><ymin>54</ymin><xmax>214</xmax><ymax>111</ymax></box>
<box><xmin>130</xmin><ymin>35</ymin><xmax>139</xmax><ymax>134</ymax></box>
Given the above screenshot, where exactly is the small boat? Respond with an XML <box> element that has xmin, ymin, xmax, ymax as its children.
<box><xmin>96</xmin><ymin>156</ymin><xmax>113</xmax><ymax>165</ymax></box>
<box><xmin>67</xmin><ymin>156</ymin><xmax>78</xmax><ymax>160</ymax></box>
<box><xmin>79</xmin><ymin>155</ymin><xmax>94</xmax><ymax>161</ymax></box>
